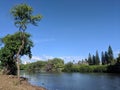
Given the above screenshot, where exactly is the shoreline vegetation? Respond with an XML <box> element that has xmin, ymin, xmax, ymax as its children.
<box><xmin>20</xmin><ymin>45</ymin><xmax>120</xmax><ymax>73</ymax></box>
<box><xmin>0</xmin><ymin>74</ymin><xmax>46</xmax><ymax>90</ymax></box>
<box><xmin>21</xmin><ymin>62</ymin><xmax>120</xmax><ymax>73</ymax></box>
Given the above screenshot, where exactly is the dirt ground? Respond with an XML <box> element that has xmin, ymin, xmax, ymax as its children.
<box><xmin>0</xmin><ymin>75</ymin><xmax>46</xmax><ymax>90</ymax></box>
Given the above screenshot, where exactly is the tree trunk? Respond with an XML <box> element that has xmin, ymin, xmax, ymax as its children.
<box><xmin>16</xmin><ymin>37</ymin><xmax>24</xmax><ymax>79</ymax></box>
<box><xmin>16</xmin><ymin>58</ymin><xmax>20</xmax><ymax>79</ymax></box>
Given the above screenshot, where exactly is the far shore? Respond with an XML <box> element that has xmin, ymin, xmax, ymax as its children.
<box><xmin>0</xmin><ymin>75</ymin><xmax>46</xmax><ymax>90</ymax></box>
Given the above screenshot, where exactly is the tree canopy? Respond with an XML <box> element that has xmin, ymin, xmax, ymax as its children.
<box><xmin>0</xmin><ymin>32</ymin><xmax>33</xmax><ymax>75</ymax></box>
<box><xmin>11</xmin><ymin>3</ymin><xmax>42</xmax><ymax>31</ymax></box>
<box><xmin>2</xmin><ymin>32</ymin><xmax>33</xmax><ymax>58</ymax></box>
<box><xmin>46</xmin><ymin>58</ymin><xmax>64</xmax><ymax>72</ymax></box>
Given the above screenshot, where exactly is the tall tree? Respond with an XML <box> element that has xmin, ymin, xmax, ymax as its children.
<box><xmin>95</xmin><ymin>51</ymin><xmax>100</xmax><ymax>65</ymax></box>
<box><xmin>92</xmin><ymin>55</ymin><xmax>96</xmax><ymax>65</ymax></box>
<box><xmin>11</xmin><ymin>4</ymin><xmax>42</xmax><ymax>78</ymax></box>
<box><xmin>88</xmin><ymin>53</ymin><xmax>93</xmax><ymax>65</ymax></box>
<box><xmin>0</xmin><ymin>38</ymin><xmax>2</xmax><ymax>46</ymax></box>
<box><xmin>117</xmin><ymin>53</ymin><xmax>120</xmax><ymax>64</ymax></box>
<box><xmin>108</xmin><ymin>45</ymin><xmax>114</xmax><ymax>64</ymax></box>
<box><xmin>105</xmin><ymin>51</ymin><xmax>109</xmax><ymax>64</ymax></box>
<box><xmin>101</xmin><ymin>51</ymin><xmax>106</xmax><ymax>65</ymax></box>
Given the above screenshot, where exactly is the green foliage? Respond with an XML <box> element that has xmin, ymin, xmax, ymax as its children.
<box><xmin>117</xmin><ymin>53</ymin><xmax>120</xmax><ymax>64</ymax></box>
<box><xmin>0</xmin><ymin>47</ymin><xmax>17</xmax><ymax>75</ymax></box>
<box><xmin>107</xmin><ymin>64</ymin><xmax>120</xmax><ymax>73</ymax></box>
<box><xmin>21</xmin><ymin>58</ymin><xmax>64</xmax><ymax>72</ymax></box>
<box><xmin>0</xmin><ymin>38</ymin><xmax>2</xmax><ymax>46</ymax></box>
<box><xmin>0</xmin><ymin>32</ymin><xmax>33</xmax><ymax>75</ymax></box>
<box><xmin>78</xmin><ymin>65</ymin><xmax>107</xmax><ymax>73</ymax></box>
<box><xmin>21</xmin><ymin>61</ymin><xmax>47</xmax><ymax>72</ymax></box>
<box><xmin>106</xmin><ymin>53</ymin><xmax>120</xmax><ymax>73</ymax></box>
<box><xmin>101</xmin><ymin>46</ymin><xmax>115</xmax><ymax>65</ymax></box>
<box><xmin>72</xmin><ymin>64</ymin><xmax>80</xmax><ymax>72</ymax></box>
<box><xmin>20</xmin><ymin>64</ymin><xmax>27</xmax><ymax>70</ymax></box>
<box><xmin>107</xmin><ymin>45</ymin><xmax>114</xmax><ymax>64</ymax></box>
<box><xmin>11</xmin><ymin>3</ymin><xmax>42</xmax><ymax>31</ymax></box>
<box><xmin>63</xmin><ymin>62</ymin><xmax>73</xmax><ymax>72</ymax></box>
<box><xmin>79</xmin><ymin>65</ymin><xmax>91</xmax><ymax>72</ymax></box>
<box><xmin>63</xmin><ymin>63</ymin><xmax>107</xmax><ymax>73</ymax></box>
<box><xmin>105</xmin><ymin>53</ymin><xmax>120</xmax><ymax>73</ymax></box>
<box><xmin>88</xmin><ymin>53</ymin><xmax>93</xmax><ymax>65</ymax></box>
<box><xmin>101</xmin><ymin>51</ymin><xmax>106</xmax><ymax>65</ymax></box>
<box><xmin>92</xmin><ymin>65</ymin><xmax>107</xmax><ymax>72</ymax></box>
<box><xmin>18</xmin><ymin>45</ymin><xmax>120</xmax><ymax>73</ymax></box>
<box><xmin>92</xmin><ymin>55</ymin><xmax>96</xmax><ymax>65</ymax></box>
<box><xmin>95</xmin><ymin>51</ymin><xmax>100</xmax><ymax>65</ymax></box>
<box><xmin>46</xmin><ymin>58</ymin><xmax>64</xmax><ymax>72</ymax></box>
<box><xmin>87</xmin><ymin>51</ymin><xmax>100</xmax><ymax>65</ymax></box>
<box><xmin>2</xmin><ymin>32</ymin><xmax>33</xmax><ymax>58</ymax></box>
<box><xmin>104</xmin><ymin>51</ymin><xmax>109</xmax><ymax>64</ymax></box>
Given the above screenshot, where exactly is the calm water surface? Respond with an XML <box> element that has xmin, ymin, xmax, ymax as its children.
<box><xmin>20</xmin><ymin>71</ymin><xmax>120</xmax><ymax>90</ymax></box>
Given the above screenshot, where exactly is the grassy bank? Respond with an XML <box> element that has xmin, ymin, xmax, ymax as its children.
<box><xmin>0</xmin><ymin>75</ymin><xmax>46</xmax><ymax>90</ymax></box>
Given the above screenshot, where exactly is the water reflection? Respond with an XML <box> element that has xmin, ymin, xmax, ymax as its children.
<box><xmin>20</xmin><ymin>71</ymin><xmax>120</xmax><ymax>90</ymax></box>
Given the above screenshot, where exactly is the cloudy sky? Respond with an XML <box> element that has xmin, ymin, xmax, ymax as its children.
<box><xmin>0</xmin><ymin>0</ymin><xmax>120</xmax><ymax>63</ymax></box>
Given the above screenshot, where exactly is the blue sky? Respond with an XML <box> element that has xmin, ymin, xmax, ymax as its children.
<box><xmin>0</xmin><ymin>0</ymin><xmax>120</xmax><ymax>63</ymax></box>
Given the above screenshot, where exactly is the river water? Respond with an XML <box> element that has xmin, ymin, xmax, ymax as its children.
<box><xmin>20</xmin><ymin>71</ymin><xmax>120</xmax><ymax>90</ymax></box>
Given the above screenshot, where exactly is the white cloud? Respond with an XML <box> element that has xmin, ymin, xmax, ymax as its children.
<box><xmin>32</xmin><ymin>56</ymin><xmax>43</xmax><ymax>61</ymax></box>
<box><xmin>32</xmin><ymin>55</ymin><xmax>54</xmax><ymax>61</ymax></box>
<box><xmin>21</xmin><ymin>55</ymin><xmax>83</xmax><ymax>64</ymax></box>
<box><xmin>59</xmin><ymin>56</ymin><xmax>83</xmax><ymax>63</ymax></box>
<box><xmin>21</xmin><ymin>55</ymin><xmax>54</xmax><ymax>64</ymax></box>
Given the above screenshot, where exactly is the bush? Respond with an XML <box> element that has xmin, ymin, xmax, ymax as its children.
<box><xmin>63</xmin><ymin>64</ymin><xmax>108</xmax><ymax>73</ymax></box>
<box><xmin>92</xmin><ymin>65</ymin><xmax>107</xmax><ymax>72</ymax></box>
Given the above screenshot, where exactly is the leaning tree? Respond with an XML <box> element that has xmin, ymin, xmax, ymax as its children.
<box><xmin>0</xmin><ymin>32</ymin><xmax>33</xmax><ymax>75</ymax></box>
<box><xmin>11</xmin><ymin>3</ymin><xmax>42</xmax><ymax>79</ymax></box>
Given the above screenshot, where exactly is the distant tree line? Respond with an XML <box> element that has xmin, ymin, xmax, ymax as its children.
<box><xmin>1</xmin><ymin>41</ymin><xmax>120</xmax><ymax>74</ymax></box>
<box><xmin>20</xmin><ymin>58</ymin><xmax>64</xmax><ymax>72</ymax></box>
<box><xmin>87</xmin><ymin>50</ymin><xmax>100</xmax><ymax>65</ymax></box>
<box><xmin>20</xmin><ymin>45</ymin><xmax>120</xmax><ymax>73</ymax></box>
<box><xmin>87</xmin><ymin>45</ymin><xmax>115</xmax><ymax>65</ymax></box>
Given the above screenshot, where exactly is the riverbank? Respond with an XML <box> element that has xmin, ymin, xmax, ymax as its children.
<box><xmin>0</xmin><ymin>75</ymin><xmax>46</xmax><ymax>90</ymax></box>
